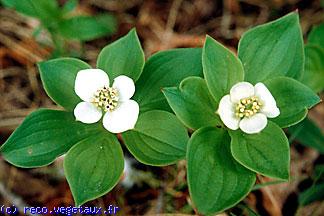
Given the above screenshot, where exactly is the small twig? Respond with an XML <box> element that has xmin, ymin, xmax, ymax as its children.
<box><xmin>257</xmin><ymin>175</ymin><xmax>282</xmax><ymax>216</ymax></box>
<box><xmin>221</xmin><ymin>0</ymin><xmax>233</xmax><ymax>39</ymax></box>
<box><xmin>0</xmin><ymin>67</ymin><xmax>24</xmax><ymax>78</ymax></box>
<box><xmin>26</xmin><ymin>63</ymin><xmax>41</xmax><ymax>106</ymax></box>
<box><xmin>162</xmin><ymin>0</ymin><xmax>183</xmax><ymax>47</ymax></box>
<box><xmin>0</xmin><ymin>117</ymin><xmax>25</xmax><ymax>128</ymax></box>
<box><xmin>166</xmin><ymin>0</ymin><xmax>183</xmax><ymax>31</ymax></box>
<box><xmin>88</xmin><ymin>0</ymin><xmax>143</xmax><ymax>12</ymax></box>
<box><xmin>0</xmin><ymin>31</ymin><xmax>43</xmax><ymax>63</ymax></box>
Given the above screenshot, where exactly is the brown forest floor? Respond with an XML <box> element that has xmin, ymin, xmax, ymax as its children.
<box><xmin>0</xmin><ymin>0</ymin><xmax>324</xmax><ymax>215</ymax></box>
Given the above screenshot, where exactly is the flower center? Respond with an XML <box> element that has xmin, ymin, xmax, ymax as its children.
<box><xmin>92</xmin><ymin>86</ymin><xmax>119</xmax><ymax>112</ymax></box>
<box><xmin>235</xmin><ymin>96</ymin><xmax>262</xmax><ymax>118</ymax></box>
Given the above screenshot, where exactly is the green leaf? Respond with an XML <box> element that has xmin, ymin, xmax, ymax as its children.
<box><xmin>288</xmin><ymin>118</ymin><xmax>324</xmax><ymax>153</ymax></box>
<box><xmin>301</xmin><ymin>45</ymin><xmax>324</xmax><ymax>93</ymax></box>
<box><xmin>237</xmin><ymin>204</ymin><xmax>261</xmax><ymax>216</ymax></box>
<box><xmin>38</xmin><ymin>57</ymin><xmax>91</xmax><ymax>111</ymax></box>
<box><xmin>264</xmin><ymin>77</ymin><xmax>320</xmax><ymax>128</ymax></box>
<box><xmin>308</xmin><ymin>23</ymin><xmax>324</xmax><ymax>48</ymax></box>
<box><xmin>1</xmin><ymin>0</ymin><xmax>60</xmax><ymax>21</ymax></box>
<box><xmin>299</xmin><ymin>182</ymin><xmax>324</xmax><ymax>205</ymax></box>
<box><xmin>1</xmin><ymin>0</ymin><xmax>14</xmax><ymax>7</ymax></box>
<box><xmin>163</xmin><ymin>76</ymin><xmax>221</xmax><ymax>130</ymax></box>
<box><xmin>97</xmin><ymin>29</ymin><xmax>144</xmax><ymax>81</ymax></box>
<box><xmin>315</xmin><ymin>165</ymin><xmax>324</xmax><ymax>181</ymax></box>
<box><xmin>238</xmin><ymin>12</ymin><xmax>304</xmax><ymax>83</ymax></box>
<box><xmin>62</xmin><ymin>0</ymin><xmax>78</xmax><ymax>14</ymax></box>
<box><xmin>187</xmin><ymin>127</ymin><xmax>256</xmax><ymax>214</ymax></box>
<box><xmin>237</xmin><ymin>203</ymin><xmax>261</xmax><ymax>216</ymax></box>
<box><xmin>122</xmin><ymin>110</ymin><xmax>188</xmax><ymax>166</ymax></box>
<box><xmin>229</xmin><ymin>121</ymin><xmax>290</xmax><ymax>180</ymax></box>
<box><xmin>271</xmin><ymin>109</ymin><xmax>307</xmax><ymax>129</ymax></box>
<box><xmin>58</xmin><ymin>14</ymin><xmax>117</xmax><ymax>41</ymax></box>
<box><xmin>0</xmin><ymin>109</ymin><xmax>101</xmax><ymax>168</ymax></box>
<box><xmin>134</xmin><ymin>48</ymin><xmax>203</xmax><ymax>112</ymax></box>
<box><xmin>203</xmin><ymin>36</ymin><xmax>244</xmax><ymax>102</ymax></box>
<box><xmin>64</xmin><ymin>133</ymin><xmax>124</xmax><ymax>206</ymax></box>
<box><xmin>252</xmin><ymin>180</ymin><xmax>286</xmax><ymax>191</ymax></box>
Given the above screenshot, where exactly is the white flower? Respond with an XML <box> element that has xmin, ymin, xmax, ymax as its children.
<box><xmin>73</xmin><ymin>69</ymin><xmax>139</xmax><ymax>133</ymax></box>
<box><xmin>217</xmin><ymin>82</ymin><xmax>280</xmax><ymax>134</ymax></box>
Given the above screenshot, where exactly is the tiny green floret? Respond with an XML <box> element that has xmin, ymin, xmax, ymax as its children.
<box><xmin>92</xmin><ymin>86</ymin><xmax>119</xmax><ymax>112</ymax></box>
<box><xmin>235</xmin><ymin>96</ymin><xmax>262</xmax><ymax>118</ymax></box>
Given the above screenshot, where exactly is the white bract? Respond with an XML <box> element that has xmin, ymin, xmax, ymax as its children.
<box><xmin>217</xmin><ymin>82</ymin><xmax>280</xmax><ymax>134</ymax></box>
<box><xmin>74</xmin><ymin>69</ymin><xmax>139</xmax><ymax>133</ymax></box>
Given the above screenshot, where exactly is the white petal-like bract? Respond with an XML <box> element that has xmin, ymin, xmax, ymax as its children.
<box><xmin>74</xmin><ymin>102</ymin><xmax>102</xmax><ymax>124</ymax></box>
<box><xmin>218</xmin><ymin>95</ymin><xmax>240</xmax><ymax>130</ymax></box>
<box><xmin>113</xmin><ymin>75</ymin><xmax>135</xmax><ymax>101</ymax></box>
<box><xmin>230</xmin><ymin>82</ymin><xmax>255</xmax><ymax>103</ymax></box>
<box><xmin>239</xmin><ymin>113</ymin><xmax>267</xmax><ymax>134</ymax></box>
<box><xmin>254</xmin><ymin>83</ymin><xmax>280</xmax><ymax>118</ymax></box>
<box><xmin>103</xmin><ymin>100</ymin><xmax>139</xmax><ymax>133</ymax></box>
<box><xmin>75</xmin><ymin>69</ymin><xmax>110</xmax><ymax>102</ymax></box>
<box><xmin>217</xmin><ymin>81</ymin><xmax>280</xmax><ymax>134</ymax></box>
<box><xmin>261</xmin><ymin>106</ymin><xmax>280</xmax><ymax>118</ymax></box>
